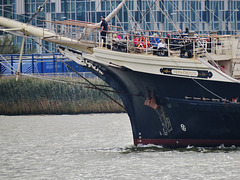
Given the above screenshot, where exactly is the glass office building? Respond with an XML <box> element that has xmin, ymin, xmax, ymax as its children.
<box><xmin>1</xmin><ymin>0</ymin><xmax>240</xmax><ymax>53</ymax></box>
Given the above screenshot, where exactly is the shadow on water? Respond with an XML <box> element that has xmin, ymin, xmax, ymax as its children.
<box><xmin>119</xmin><ymin>144</ymin><xmax>240</xmax><ymax>154</ymax></box>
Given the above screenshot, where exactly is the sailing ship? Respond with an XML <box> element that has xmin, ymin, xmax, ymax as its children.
<box><xmin>1</xmin><ymin>0</ymin><xmax>240</xmax><ymax>147</ymax></box>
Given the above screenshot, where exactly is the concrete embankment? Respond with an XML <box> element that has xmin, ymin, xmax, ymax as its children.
<box><xmin>0</xmin><ymin>76</ymin><xmax>125</xmax><ymax>115</ymax></box>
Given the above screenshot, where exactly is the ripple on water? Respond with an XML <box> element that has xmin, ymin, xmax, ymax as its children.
<box><xmin>1</xmin><ymin>114</ymin><xmax>240</xmax><ymax>180</ymax></box>
<box><xmin>119</xmin><ymin>144</ymin><xmax>240</xmax><ymax>154</ymax></box>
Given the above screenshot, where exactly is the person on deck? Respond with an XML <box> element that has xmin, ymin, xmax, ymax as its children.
<box><xmin>177</xmin><ymin>29</ymin><xmax>183</xmax><ymax>38</ymax></box>
<box><xmin>158</xmin><ymin>39</ymin><xmax>166</xmax><ymax>49</ymax></box>
<box><xmin>165</xmin><ymin>33</ymin><xmax>171</xmax><ymax>45</ymax></box>
<box><xmin>150</xmin><ymin>33</ymin><xmax>160</xmax><ymax>55</ymax></box>
<box><xmin>113</xmin><ymin>34</ymin><xmax>121</xmax><ymax>41</ymax></box>
<box><xmin>100</xmin><ymin>16</ymin><xmax>110</xmax><ymax>47</ymax></box>
<box><xmin>151</xmin><ymin>33</ymin><xmax>160</xmax><ymax>47</ymax></box>
<box><xmin>134</xmin><ymin>34</ymin><xmax>141</xmax><ymax>46</ymax></box>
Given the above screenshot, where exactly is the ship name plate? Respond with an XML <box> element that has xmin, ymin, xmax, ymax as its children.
<box><xmin>160</xmin><ymin>68</ymin><xmax>213</xmax><ymax>79</ymax></box>
<box><xmin>172</xmin><ymin>69</ymin><xmax>198</xmax><ymax>77</ymax></box>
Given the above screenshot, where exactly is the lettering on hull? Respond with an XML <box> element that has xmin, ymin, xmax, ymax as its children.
<box><xmin>160</xmin><ymin>68</ymin><xmax>213</xmax><ymax>79</ymax></box>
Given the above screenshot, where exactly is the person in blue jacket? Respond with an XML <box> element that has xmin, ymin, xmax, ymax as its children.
<box><xmin>151</xmin><ymin>33</ymin><xmax>160</xmax><ymax>47</ymax></box>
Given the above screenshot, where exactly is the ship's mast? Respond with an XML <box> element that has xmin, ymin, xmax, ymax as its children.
<box><xmin>0</xmin><ymin>0</ymin><xmax>127</xmax><ymax>54</ymax></box>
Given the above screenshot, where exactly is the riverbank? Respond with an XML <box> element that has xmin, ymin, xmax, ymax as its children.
<box><xmin>0</xmin><ymin>76</ymin><xmax>125</xmax><ymax>115</ymax></box>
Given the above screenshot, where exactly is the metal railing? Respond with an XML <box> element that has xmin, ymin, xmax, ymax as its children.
<box><xmin>0</xmin><ymin>53</ymin><xmax>95</xmax><ymax>77</ymax></box>
<box><xmin>45</xmin><ymin>20</ymin><xmax>239</xmax><ymax>60</ymax></box>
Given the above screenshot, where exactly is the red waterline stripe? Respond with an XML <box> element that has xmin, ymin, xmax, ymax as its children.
<box><xmin>134</xmin><ymin>139</ymin><xmax>240</xmax><ymax>147</ymax></box>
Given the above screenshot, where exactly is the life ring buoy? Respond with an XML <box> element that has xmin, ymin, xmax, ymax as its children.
<box><xmin>142</xmin><ymin>41</ymin><xmax>150</xmax><ymax>48</ymax></box>
<box><xmin>138</xmin><ymin>43</ymin><xmax>144</xmax><ymax>50</ymax></box>
<box><xmin>134</xmin><ymin>37</ymin><xmax>141</xmax><ymax>46</ymax></box>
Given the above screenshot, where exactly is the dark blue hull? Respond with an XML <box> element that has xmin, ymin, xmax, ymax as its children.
<box><xmin>85</xmin><ymin>61</ymin><xmax>240</xmax><ymax>147</ymax></box>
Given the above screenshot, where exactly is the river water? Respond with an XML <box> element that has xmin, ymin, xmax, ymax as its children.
<box><xmin>0</xmin><ymin>113</ymin><xmax>240</xmax><ymax>179</ymax></box>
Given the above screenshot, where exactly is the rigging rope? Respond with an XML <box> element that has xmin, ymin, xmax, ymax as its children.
<box><xmin>0</xmin><ymin>54</ymin><xmax>17</xmax><ymax>72</ymax></box>
<box><xmin>198</xmin><ymin>0</ymin><xmax>226</xmax><ymax>32</ymax></box>
<box><xmin>0</xmin><ymin>46</ymin><xmax>237</xmax><ymax>105</ymax></box>
<box><xmin>156</xmin><ymin>0</ymin><xmax>178</xmax><ymax>32</ymax></box>
<box><xmin>0</xmin><ymin>56</ymin><xmax>140</xmax><ymax>98</ymax></box>
<box><xmin>214</xmin><ymin>5</ymin><xmax>240</xmax><ymax>32</ymax></box>
<box><xmin>31</xmin><ymin>37</ymin><xmax>126</xmax><ymax>109</ymax></box>
<box><xmin>110</xmin><ymin>1</ymin><xmax>125</xmax><ymax>32</ymax></box>
<box><xmin>123</xmin><ymin>1</ymin><xmax>139</xmax><ymax>31</ymax></box>
<box><xmin>191</xmin><ymin>77</ymin><xmax>231</xmax><ymax>103</ymax></box>
<box><xmin>21</xmin><ymin>73</ymin><xmax>131</xmax><ymax>96</ymax></box>
<box><xmin>1</xmin><ymin>0</ymin><xmax>239</xmax><ymax>35</ymax></box>
<box><xmin>196</xmin><ymin>40</ymin><xmax>222</xmax><ymax>71</ymax></box>
<box><xmin>130</xmin><ymin>0</ymin><xmax>158</xmax><ymax>31</ymax></box>
<box><xmin>136</xmin><ymin>4</ymin><xmax>151</xmax><ymax>32</ymax></box>
<box><xmin>169</xmin><ymin>0</ymin><xmax>196</xmax><ymax>32</ymax></box>
<box><xmin>0</xmin><ymin>53</ymin><xmax>136</xmax><ymax>96</ymax></box>
<box><xmin>2</xmin><ymin>0</ymin><xmax>240</xmax><ymax>106</ymax></box>
<box><xmin>146</xmin><ymin>0</ymin><xmax>160</xmax><ymax>32</ymax></box>
<box><xmin>0</xmin><ymin>58</ymin><xmax>17</xmax><ymax>73</ymax></box>
<box><xmin>27</xmin><ymin>0</ymin><xmax>48</xmax><ymax>24</ymax></box>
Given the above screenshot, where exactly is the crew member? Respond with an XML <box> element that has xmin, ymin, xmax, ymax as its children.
<box><xmin>100</xmin><ymin>16</ymin><xmax>110</xmax><ymax>47</ymax></box>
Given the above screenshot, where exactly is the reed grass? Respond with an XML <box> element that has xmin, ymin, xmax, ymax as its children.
<box><xmin>0</xmin><ymin>76</ymin><xmax>125</xmax><ymax>115</ymax></box>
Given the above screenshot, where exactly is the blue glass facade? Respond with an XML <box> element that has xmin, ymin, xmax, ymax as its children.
<box><xmin>1</xmin><ymin>0</ymin><xmax>240</xmax><ymax>53</ymax></box>
<box><xmin>0</xmin><ymin>0</ymin><xmax>13</xmax><ymax>18</ymax></box>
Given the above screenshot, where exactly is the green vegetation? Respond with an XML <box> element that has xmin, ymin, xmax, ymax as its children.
<box><xmin>0</xmin><ymin>33</ymin><xmax>36</xmax><ymax>54</ymax></box>
<box><xmin>0</xmin><ymin>76</ymin><xmax>125</xmax><ymax>115</ymax></box>
<box><xmin>0</xmin><ymin>34</ymin><xmax>20</xmax><ymax>54</ymax></box>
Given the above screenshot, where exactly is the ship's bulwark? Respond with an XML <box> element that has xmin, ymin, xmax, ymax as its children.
<box><xmin>85</xmin><ymin>60</ymin><xmax>240</xmax><ymax>147</ymax></box>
